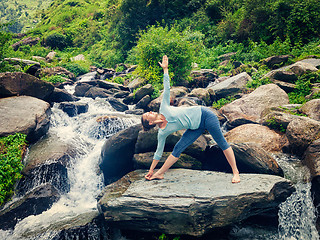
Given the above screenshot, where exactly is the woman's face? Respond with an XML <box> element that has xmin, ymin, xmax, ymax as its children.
<box><xmin>143</xmin><ymin>111</ymin><xmax>158</xmax><ymax>125</ymax></box>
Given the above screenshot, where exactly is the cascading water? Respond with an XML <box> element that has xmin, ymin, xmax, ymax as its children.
<box><xmin>0</xmin><ymin>95</ymin><xmax>139</xmax><ymax>240</ymax></box>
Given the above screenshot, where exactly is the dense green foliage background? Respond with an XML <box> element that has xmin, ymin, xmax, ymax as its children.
<box><xmin>0</xmin><ymin>0</ymin><xmax>320</xmax><ymax>206</ymax></box>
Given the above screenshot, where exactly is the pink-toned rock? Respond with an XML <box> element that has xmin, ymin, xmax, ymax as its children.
<box><xmin>300</xmin><ymin>99</ymin><xmax>320</xmax><ymax>121</ymax></box>
<box><xmin>286</xmin><ymin>117</ymin><xmax>320</xmax><ymax>156</ymax></box>
<box><xmin>220</xmin><ymin>84</ymin><xmax>289</xmax><ymax>127</ymax></box>
<box><xmin>225</xmin><ymin>124</ymin><xmax>288</xmax><ymax>152</ymax></box>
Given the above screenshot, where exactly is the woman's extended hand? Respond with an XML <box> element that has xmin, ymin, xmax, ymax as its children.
<box><xmin>159</xmin><ymin>55</ymin><xmax>168</xmax><ymax>70</ymax></box>
<box><xmin>145</xmin><ymin>169</ymin><xmax>154</xmax><ymax>180</ymax></box>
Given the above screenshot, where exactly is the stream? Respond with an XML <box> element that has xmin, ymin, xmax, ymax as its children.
<box><xmin>0</xmin><ymin>82</ymin><xmax>319</xmax><ymax>239</ymax></box>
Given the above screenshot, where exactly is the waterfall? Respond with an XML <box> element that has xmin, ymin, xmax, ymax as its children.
<box><xmin>0</xmin><ymin>96</ymin><xmax>139</xmax><ymax>240</ymax></box>
<box><xmin>276</xmin><ymin>154</ymin><xmax>319</xmax><ymax>240</ymax></box>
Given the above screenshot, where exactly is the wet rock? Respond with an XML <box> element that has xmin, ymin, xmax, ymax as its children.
<box><xmin>59</xmin><ymin>102</ymin><xmax>89</xmax><ymax>117</ymax></box>
<box><xmin>125</xmin><ymin>109</ymin><xmax>144</xmax><ymax>115</ymax></box>
<box><xmin>189</xmin><ymin>69</ymin><xmax>218</xmax><ymax>88</ymax></box>
<box><xmin>97</xmin><ymin>169</ymin><xmax>294</xmax><ymax>236</ymax></box>
<box><xmin>113</xmin><ymin>90</ymin><xmax>129</xmax><ymax>98</ymax></box>
<box><xmin>0</xmin><ymin>72</ymin><xmax>54</xmax><ymax>100</ymax></box>
<box><xmin>0</xmin><ymin>184</ymin><xmax>60</xmax><ymax>230</ymax></box>
<box><xmin>16</xmin><ymin>133</ymin><xmax>77</xmax><ymax>195</ymax></box>
<box><xmin>225</xmin><ymin>124</ymin><xmax>288</xmax><ymax>152</ymax></box>
<box><xmin>303</xmin><ymin>138</ymin><xmax>320</xmax><ymax>178</ymax></box>
<box><xmin>300</xmin><ymin>99</ymin><xmax>320</xmax><ymax>121</ymax></box>
<box><xmin>187</xmin><ymin>88</ymin><xmax>212</xmax><ymax>106</ymax></box>
<box><xmin>100</xmin><ymin>124</ymin><xmax>142</xmax><ymax>184</ymax></box>
<box><xmin>220</xmin><ymin>84</ymin><xmax>289</xmax><ymax>128</ymax></box>
<box><xmin>97</xmin><ymin>80</ymin><xmax>128</xmax><ymax>91</ymax></box>
<box><xmin>286</xmin><ymin>117</ymin><xmax>320</xmax><ymax>156</ymax></box>
<box><xmin>0</xmin><ymin>96</ymin><xmax>51</xmax><ymax>143</ymax></box>
<box><xmin>48</xmin><ymin>88</ymin><xmax>80</xmax><ymax>103</ymax></box>
<box><xmin>176</xmin><ymin>97</ymin><xmax>202</xmax><ymax>107</ymax></box>
<box><xmin>74</xmin><ymin>82</ymin><xmax>94</xmax><ymax>97</ymax></box>
<box><xmin>134</xmin><ymin>128</ymin><xmax>207</xmax><ymax>160</ymax></box>
<box><xmin>204</xmin><ymin>143</ymin><xmax>283</xmax><ymax>176</ymax></box>
<box><xmin>77</xmin><ymin>71</ymin><xmax>97</xmax><ymax>82</ymax></box>
<box><xmin>107</xmin><ymin>97</ymin><xmax>129</xmax><ymax>112</ymax></box>
<box><xmin>207</xmin><ymin>72</ymin><xmax>251</xmax><ymax>99</ymax></box>
<box><xmin>133</xmin><ymin>84</ymin><xmax>154</xmax><ymax>103</ymax></box>
<box><xmin>135</xmin><ymin>95</ymin><xmax>151</xmax><ymax>110</ymax></box>
<box><xmin>133</xmin><ymin>152</ymin><xmax>202</xmax><ymax>170</ymax></box>
<box><xmin>300</xmin><ymin>58</ymin><xmax>320</xmax><ymax>68</ymax></box>
<box><xmin>84</xmin><ymin>87</ymin><xmax>112</xmax><ymax>99</ymax></box>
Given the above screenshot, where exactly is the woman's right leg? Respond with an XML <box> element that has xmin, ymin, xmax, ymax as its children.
<box><xmin>203</xmin><ymin>108</ymin><xmax>240</xmax><ymax>183</ymax></box>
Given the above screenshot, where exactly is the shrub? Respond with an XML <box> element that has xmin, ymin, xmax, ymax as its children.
<box><xmin>0</xmin><ymin>133</ymin><xmax>27</xmax><ymax>206</ymax></box>
<box><xmin>58</xmin><ymin>62</ymin><xmax>89</xmax><ymax>77</ymax></box>
<box><xmin>129</xmin><ymin>25</ymin><xmax>195</xmax><ymax>86</ymax></box>
<box><xmin>42</xmin><ymin>75</ymin><xmax>67</xmax><ymax>84</ymax></box>
<box><xmin>212</xmin><ymin>96</ymin><xmax>237</xmax><ymax>109</ymax></box>
<box><xmin>46</xmin><ymin>32</ymin><xmax>71</xmax><ymax>50</ymax></box>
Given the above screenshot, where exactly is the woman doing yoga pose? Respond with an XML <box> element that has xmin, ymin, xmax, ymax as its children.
<box><xmin>141</xmin><ymin>55</ymin><xmax>240</xmax><ymax>183</ymax></box>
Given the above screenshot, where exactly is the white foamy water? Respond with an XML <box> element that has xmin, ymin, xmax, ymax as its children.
<box><xmin>0</xmin><ymin>97</ymin><xmax>139</xmax><ymax>240</ymax></box>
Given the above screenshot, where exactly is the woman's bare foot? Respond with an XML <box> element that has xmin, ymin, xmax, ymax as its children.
<box><xmin>232</xmin><ymin>173</ymin><xmax>240</xmax><ymax>183</ymax></box>
<box><xmin>147</xmin><ymin>171</ymin><xmax>164</xmax><ymax>180</ymax></box>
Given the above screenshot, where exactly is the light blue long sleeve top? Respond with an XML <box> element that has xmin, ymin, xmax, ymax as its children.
<box><xmin>153</xmin><ymin>74</ymin><xmax>202</xmax><ymax>160</ymax></box>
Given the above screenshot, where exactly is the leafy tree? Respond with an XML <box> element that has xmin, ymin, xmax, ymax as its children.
<box><xmin>130</xmin><ymin>25</ymin><xmax>195</xmax><ymax>86</ymax></box>
<box><xmin>45</xmin><ymin>32</ymin><xmax>71</xmax><ymax>50</ymax></box>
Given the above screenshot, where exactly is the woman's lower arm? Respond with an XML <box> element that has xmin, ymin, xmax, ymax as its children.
<box><xmin>163</xmin><ymin>68</ymin><xmax>168</xmax><ymax>75</ymax></box>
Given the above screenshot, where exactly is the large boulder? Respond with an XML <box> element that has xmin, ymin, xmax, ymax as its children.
<box><xmin>204</xmin><ymin>143</ymin><xmax>283</xmax><ymax>176</ymax></box>
<box><xmin>0</xmin><ymin>72</ymin><xmax>54</xmax><ymax>100</ymax></box>
<box><xmin>225</xmin><ymin>124</ymin><xmax>288</xmax><ymax>152</ymax></box>
<box><xmin>97</xmin><ymin>169</ymin><xmax>294</xmax><ymax>236</ymax></box>
<box><xmin>48</xmin><ymin>88</ymin><xmax>79</xmax><ymax>103</ymax></box>
<box><xmin>0</xmin><ymin>184</ymin><xmax>60</xmax><ymax>230</ymax></box>
<box><xmin>300</xmin><ymin>99</ymin><xmax>320</xmax><ymax>121</ymax></box>
<box><xmin>133</xmin><ymin>152</ymin><xmax>202</xmax><ymax>170</ymax></box>
<box><xmin>207</xmin><ymin>72</ymin><xmax>251</xmax><ymax>99</ymax></box>
<box><xmin>288</xmin><ymin>62</ymin><xmax>318</xmax><ymax>76</ymax></box>
<box><xmin>134</xmin><ymin>128</ymin><xmax>207</xmax><ymax>160</ymax></box>
<box><xmin>107</xmin><ymin>97</ymin><xmax>129</xmax><ymax>112</ymax></box>
<box><xmin>3</xmin><ymin>58</ymin><xmax>40</xmax><ymax>68</ymax></box>
<box><xmin>100</xmin><ymin>124</ymin><xmax>142</xmax><ymax>184</ymax></box>
<box><xmin>220</xmin><ymin>84</ymin><xmax>289</xmax><ymax>128</ymax></box>
<box><xmin>286</xmin><ymin>117</ymin><xmax>320</xmax><ymax>156</ymax></box>
<box><xmin>0</xmin><ymin>96</ymin><xmax>51</xmax><ymax>143</ymax></box>
<box><xmin>16</xmin><ymin>133</ymin><xmax>76</xmax><ymax>195</ymax></box>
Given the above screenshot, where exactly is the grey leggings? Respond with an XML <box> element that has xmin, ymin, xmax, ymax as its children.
<box><xmin>171</xmin><ymin>107</ymin><xmax>230</xmax><ymax>158</ymax></box>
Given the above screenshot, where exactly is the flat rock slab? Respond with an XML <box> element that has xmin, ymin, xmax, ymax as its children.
<box><xmin>98</xmin><ymin>169</ymin><xmax>294</xmax><ymax>236</ymax></box>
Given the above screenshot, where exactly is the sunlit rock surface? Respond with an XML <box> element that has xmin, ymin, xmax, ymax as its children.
<box><xmin>97</xmin><ymin>169</ymin><xmax>294</xmax><ymax>236</ymax></box>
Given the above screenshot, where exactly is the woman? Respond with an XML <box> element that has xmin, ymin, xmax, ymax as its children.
<box><xmin>141</xmin><ymin>55</ymin><xmax>240</xmax><ymax>183</ymax></box>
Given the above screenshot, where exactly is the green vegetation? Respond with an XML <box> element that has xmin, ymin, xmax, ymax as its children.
<box><xmin>0</xmin><ymin>0</ymin><xmax>53</xmax><ymax>33</ymax></box>
<box><xmin>212</xmin><ymin>96</ymin><xmax>237</xmax><ymax>109</ymax></box>
<box><xmin>0</xmin><ymin>133</ymin><xmax>27</xmax><ymax>206</ymax></box>
<box><xmin>130</xmin><ymin>25</ymin><xmax>196</xmax><ymax>87</ymax></box>
<box><xmin>265</xmin><ymin>117</ymin><xmax>286</xmax><ymax>133</ymax></box>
